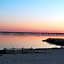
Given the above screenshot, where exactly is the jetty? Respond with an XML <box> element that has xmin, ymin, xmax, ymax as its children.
<box><xmin>43</xmin><ymin>38</ymin><xmax>64</xmax><ymax>46</ymax></box>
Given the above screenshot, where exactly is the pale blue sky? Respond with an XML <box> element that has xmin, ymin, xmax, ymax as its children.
<box><xmin>0</xmin><ymin>0</ymin><xmax>64</xmax><ymax>16</ymax></box>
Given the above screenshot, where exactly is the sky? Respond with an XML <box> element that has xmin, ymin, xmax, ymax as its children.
<box><xmin>0</xmin><ymin>0</ymin><xmax>64</xmax><ymax>32</ymax></box>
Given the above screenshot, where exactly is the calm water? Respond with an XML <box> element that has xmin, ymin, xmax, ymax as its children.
<box><xmin>0</xmin><ymin>34</ymin><xmax>64</xmax><ymax>49</ymax></box>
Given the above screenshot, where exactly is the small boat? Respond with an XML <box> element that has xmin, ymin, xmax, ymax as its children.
<box><xmin>43</xmin><ymin>38</ymin><xmax>64</xmax><ymax>46</ymax></box>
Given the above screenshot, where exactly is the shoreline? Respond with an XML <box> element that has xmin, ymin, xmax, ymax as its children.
<box><xmin>0</xmin><ymin>48</ymin><xmax>64</xmax><ymax>54</ymax></box>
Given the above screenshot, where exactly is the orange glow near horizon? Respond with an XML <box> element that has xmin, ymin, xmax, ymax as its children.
<box><xmin>0</xmin><ymin>22</ymin><xmax>64</xmax><ymax>33</ymax></box>
<box><xmin>1</xmin><ymin>18</ymin><xmax>64</xmax><ymax>33</ymax></box>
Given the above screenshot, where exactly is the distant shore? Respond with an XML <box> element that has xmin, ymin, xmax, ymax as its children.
<box><xmin>0</xmin><ymin>32</ymin><xmax>64</xmax><ymax>35</ymax></box>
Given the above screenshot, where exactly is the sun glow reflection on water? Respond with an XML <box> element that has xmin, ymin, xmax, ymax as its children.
<box><xmin>0</xmin><ymin>34</ymin><xmax>64</xmax><ymax>49</ymax></box>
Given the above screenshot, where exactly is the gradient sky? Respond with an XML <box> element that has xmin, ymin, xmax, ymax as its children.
<box><xmin>0</xmin><ymin>0</ymin><xmax>64</xmax><ymax>32</ymax></box>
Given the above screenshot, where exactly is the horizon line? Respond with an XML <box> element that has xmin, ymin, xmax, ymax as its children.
<box><xmin>0</xmin><ymin>31</ymin><xmax>64</xmax><ymax>34</ymax></box>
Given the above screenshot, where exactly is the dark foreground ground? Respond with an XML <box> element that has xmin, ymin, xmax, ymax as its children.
<box><xmin>0</xmin><ymin>48</ymin><xmax>64</xmax><ymax>64</ymax></box>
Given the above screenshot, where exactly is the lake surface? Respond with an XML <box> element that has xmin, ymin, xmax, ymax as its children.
<box><xmin>0</xmin><ymin>33</ymin><xmax>64</xmax><ymax>49</ymax></box>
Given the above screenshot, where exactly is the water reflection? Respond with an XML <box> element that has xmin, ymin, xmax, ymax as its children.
<box><xmin>0</xmin><ymin>34</ymin><xmax>64</xmax><ymax>49</ymax></box>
